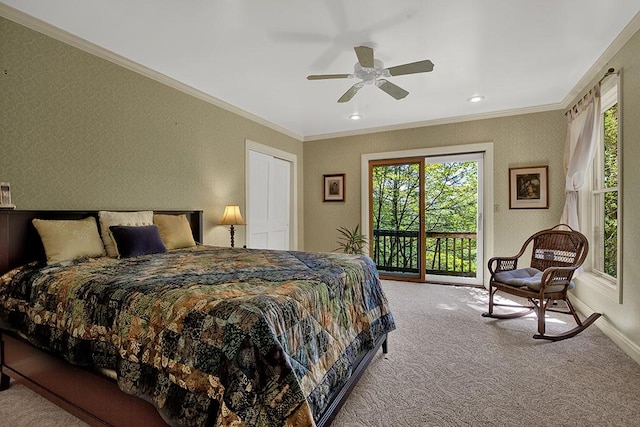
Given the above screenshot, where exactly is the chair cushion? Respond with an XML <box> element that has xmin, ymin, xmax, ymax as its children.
<box><xmin>494</xmin><ymin>267</ymin><xmax>574</xmax><ymax>293</ymax></box>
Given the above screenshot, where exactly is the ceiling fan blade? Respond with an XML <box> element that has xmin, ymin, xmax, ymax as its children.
<box><xmin>354</xmin><ymin>46</ymin><xmax>374</xmax><ymax>68</ymax></box>
<box><xmin>307</xmin><ymin>73</ymin><xmax>351</xmax><ymax>80</ymax></box>
<box><xmin>338</xmin><ymin>82</ymin><xmax>364</xmax><ymax>103</ymax></box>
<box><xmin>376</xmin><ymin>79</ymin><xmax>409</xmax><ymax>100</ymax></box>
<box><xmin>386</xmin><ymin>60</ymin><xmax>434</xmax><ymax>76</ymax></box>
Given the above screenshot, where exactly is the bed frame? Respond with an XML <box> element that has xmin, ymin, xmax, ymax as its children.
<box><xmin>0</xmin><ymin>209</ymin><xmax>387</xmax><ymax>427</ymax></box>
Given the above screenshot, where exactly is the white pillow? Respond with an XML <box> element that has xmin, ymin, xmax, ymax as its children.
<box><xmin>98</xmin><ymin>211</ymin><xmax>153</xmax><ymax>257</ymax></box>
<box><xmin>32</xmin><ymin>217</ymin><xmax>106</xmax><ymax>264</ymax></box>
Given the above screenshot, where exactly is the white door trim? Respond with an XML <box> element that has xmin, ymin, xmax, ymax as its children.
<box><xmin>245</xmin><ymin>139</ymin><xmax>298</xmax><ymax>250</ymax></box>
<box><xmin>361</xmin><ymin>142</ymin><xmax>494</xmax><ymax>287</ymax></box>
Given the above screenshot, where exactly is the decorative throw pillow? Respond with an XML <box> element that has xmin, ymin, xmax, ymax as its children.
<box><xmin>98</xmin><ymin>211</ymin><xmax>153</xmax><ymax>257</ymax></box>
<box><xmin>109</xmin><ymin>225</ymin><xmax>167</xmax><ymax>258</ymax></box>
<box><xmin>32</xmin><ymin>217</ymin><xmax>106</xmax><ymax>264</ymax></box>
<box><xmin>153</xmin><ymin>214</ymin><xmax>196</xmax><ymax>250</ymax></box>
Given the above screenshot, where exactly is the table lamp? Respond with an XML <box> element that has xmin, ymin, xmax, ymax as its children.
<box><xmin>219</xmin><ymin>205</ymin><xmax>245</xmax><ymax>247</ymax></box>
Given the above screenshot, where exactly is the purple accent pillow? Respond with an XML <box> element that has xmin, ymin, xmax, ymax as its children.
<box><xmin>109</xmin><ymin>224</ymin><xmax>167</xmax><ymax>258</ymax></box>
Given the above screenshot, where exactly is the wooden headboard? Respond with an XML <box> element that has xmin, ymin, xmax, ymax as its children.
<box><xmin>0</xmin><ymin>210</ymin><xmax>203</xmax><ymax>275</ymax></box>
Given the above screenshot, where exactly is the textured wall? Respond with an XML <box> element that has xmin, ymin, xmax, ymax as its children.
<box><xmin>304</xmin><ymin>110</ymin><xmax>566</xmax><ymax>259</ymax></box>
<box><xmin>0</xmin><ymin>17</ymin><xmax>304</xmax><ymax>248</ymax></box>
<box><xmin>570</xmin><ymin>25</ymin><xmax>640</xmax><ymax>349</ymax></box>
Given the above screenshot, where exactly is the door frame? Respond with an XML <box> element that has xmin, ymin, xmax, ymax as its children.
<box><xmin>361</xmin><ymin>142</ymin><xmax>494</xmax><ymax>287</ymax></box>
<box><xmin>245</xmin><ymin>139</ymin><xmax>298</xmax><ymax>250</ymax></box>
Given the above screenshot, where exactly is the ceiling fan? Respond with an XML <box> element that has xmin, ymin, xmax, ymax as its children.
<box><xmin>307</xmin><ymin>45</ymin><xmax>434</xmax><ymax>103</ymax></box>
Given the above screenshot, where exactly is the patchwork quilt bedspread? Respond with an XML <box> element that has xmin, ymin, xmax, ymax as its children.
<box><xmin>0</xmin><ymin>246</ymin><xmax>395</xmax><ymax>426</ymax></box>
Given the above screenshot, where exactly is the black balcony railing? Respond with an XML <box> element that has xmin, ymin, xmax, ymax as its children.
<box><xmin>372</xmin><ymin>229</ymin><xmax>420</xmax><ymax>273</ymax></box>
<box><xmin>372</xmin><ymin>229</ymin><xmax>477</xmax><ymax>277</ymax></box>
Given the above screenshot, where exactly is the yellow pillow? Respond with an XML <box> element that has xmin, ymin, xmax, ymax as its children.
<box><xmin>153</xmin><ymin>214</ymin><xmax>196</xmax><ymax>250</ymax></box>
<box><xmin>32</xmin><ymin>217</ymin><xmax>106</xmax><ymax>264</ymax></box>
<box><xmin>98</xmin><ymin>211</ymin><xmax>154</xmax><ymax>257</ymax></box>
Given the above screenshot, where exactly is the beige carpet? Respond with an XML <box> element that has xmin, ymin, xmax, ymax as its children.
<box><xmin>333</xmin><ymin>281</ymin><xmax>640</xmax><ymax>426</ymax></box>
<box><xmin>0</xmin><ymin>380</ymin><xmax>89</xmax><ymax>426</ymax></box>
<box><xmin>2</xmin><ymin>281</ymin><xmax>640</xmax><ymax>426</ymax></box>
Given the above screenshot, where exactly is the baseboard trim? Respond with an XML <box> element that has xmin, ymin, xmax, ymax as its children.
<box><xmin>571</xmin><ymin>295</ymin><xmax>640</xmax><ymax>365</ymax></box>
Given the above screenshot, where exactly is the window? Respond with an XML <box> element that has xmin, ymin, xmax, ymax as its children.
<box><xmin>585</xmin><ymin>76</ymin><xmax>621</xmax><ymax>291</ymax></box>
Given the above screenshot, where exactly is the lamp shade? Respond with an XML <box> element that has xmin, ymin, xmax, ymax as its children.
<box><xmin>219</xmin><ymin>205</ymin><xmax>245</xmax><ymax>225</ymax></box>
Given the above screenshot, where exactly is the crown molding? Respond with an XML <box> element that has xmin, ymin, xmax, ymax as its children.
<box><xmin>0</xmin><ymin>3</ymin><xmax>303</xmax><ymax>142</ymax></box>
<box><xmin>302</xmin><ymin>102</ymin><xmax>563</xmax><ymax>142</ymax></box>
<box><xmin>560</xmin><ymin>10</ymin><xmax>640</xmax><ymax>109</ymax></box>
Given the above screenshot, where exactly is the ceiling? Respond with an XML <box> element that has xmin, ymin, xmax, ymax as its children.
<box><xmin>3</xmin><ymin>1</ymin><xmax>640</xmax><ymax>141</ymax></box>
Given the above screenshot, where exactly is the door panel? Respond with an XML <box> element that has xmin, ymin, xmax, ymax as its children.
<box><xmin>249</xmin><ymin>151</ymin><xmax>271</xmax><ymax>248</ymax></box>
<box><xmin>248</xmin><ymin>150</ymin><xmax>291</xmax><ymax>250</ymax></box>
<box><xmin>424</xmin><ymin>153</ymin><xmax>483</xmax><ymax>285</ymax></box>
<box><xmin>269</xmin><ymin>157</ymin><xmax>290</xmax><ymax>250</ymax></box>
<box><xmin>251</xmin><ymin>233</ymin><xmax>269</xmax><ymax>249</ymax></box>
<box><xmin>369</xmin><ymin>158</ymin><xmax>425</xmax><ymax>281</ymax></box>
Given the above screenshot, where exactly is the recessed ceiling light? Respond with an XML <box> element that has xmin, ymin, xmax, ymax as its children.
<box><xmin>349</xmin><ymin>114</ymin><xmax>362</xmax><ymax>120</ymax></box>
<box><xmin>467</xmin><ymin>95</ymin><xmax>485</xmax><ymax>103</ymax></box>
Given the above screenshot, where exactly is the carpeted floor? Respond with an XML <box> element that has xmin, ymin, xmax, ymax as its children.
<box><xmin>333</xmin><ymin>281</ymin><xmax>640</xmax><ymax>426</ymax></box>
<box><xmin>2</xmin><ymin>281</ymin><xmax>640</xmax><ymax>426</ymax></box>
<box><xmin>0</xmin><ymin>380</ymin><xmax>89</xmax><ymax>426</ymax></box>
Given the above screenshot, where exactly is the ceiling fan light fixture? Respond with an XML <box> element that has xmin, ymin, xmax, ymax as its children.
<box><xmin>349</xmin><ymin>113</ymin><xmax>362</xmax><ymax>120</ymax></box>
<box><xmin>468</xmin><ymin>95</ymin><xmax>485</xmax><ymax>103</ymax></box>
<box><xmin>307</xmin><ymin>45</ymin><xmax>434</xmax><ymax>103</ymax></box>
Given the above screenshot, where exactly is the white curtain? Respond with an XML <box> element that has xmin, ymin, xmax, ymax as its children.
<box><xmin>560</xmin><ymin>85</ymin><xmax>601</xmax><ymax>230</ymax></box>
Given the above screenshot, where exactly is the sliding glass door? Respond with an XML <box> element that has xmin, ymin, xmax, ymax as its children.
<box><xmin>369</xmin><ymin>152</ymin><xmax>484</xmax><ymax>285</ymax></box>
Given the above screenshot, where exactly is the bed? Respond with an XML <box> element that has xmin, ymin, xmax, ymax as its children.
<box><xmin>0</xmin><ymin>209</ymin><xmax>395</xmax><ymax>426</ymax></box>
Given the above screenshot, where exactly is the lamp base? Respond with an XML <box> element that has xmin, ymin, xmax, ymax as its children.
<box><xmin>229</xmin><ymin>225</ymin><xmax>235</xmax><ymax>248</ymax></box>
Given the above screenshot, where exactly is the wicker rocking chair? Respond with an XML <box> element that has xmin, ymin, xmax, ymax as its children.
<box><xmin>482</xmin><ymin>224</ymin><xmax>601</xmax><ymax>341</ymax></box>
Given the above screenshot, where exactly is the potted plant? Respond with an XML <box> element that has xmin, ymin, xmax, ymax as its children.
<box><xmin>335</xmin><ymin>224</ymin><xmax>368</xmax><ymax>255</ymax></box>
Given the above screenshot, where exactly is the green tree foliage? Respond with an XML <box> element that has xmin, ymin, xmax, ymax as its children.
<box><xmin>425</xmin><ymin>162</ymin><xmax>477</xmax><ymax>233</ymax></box>
<box><xmin>372</xmin><ymin>163</ymin><xmax>420</xmax><ymax>233</ymax></box>
<box><xmin>603</xmin><ymin>103</ymin><xmax>618</xmax><ymax>277</ymax></box>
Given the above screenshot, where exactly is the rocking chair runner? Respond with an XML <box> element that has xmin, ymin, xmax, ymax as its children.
<box><xmin>482</xmin><ymin>224</ymin><xmax>601</xmax><ymax>341</ymax></box>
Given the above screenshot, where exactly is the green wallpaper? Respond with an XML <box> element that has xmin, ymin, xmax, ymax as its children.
<box><xmin>304</xmin><ymin>110</ymin><xmax>566</xmax><ymax>257</ymax></box>
<box><xmin>0</xmin><ymin>16</ymin><xmax>303</xmax><ymax>247</ymax></box>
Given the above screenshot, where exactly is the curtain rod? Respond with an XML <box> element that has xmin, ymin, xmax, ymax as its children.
<box><xmin>565</xmin><ymin>68</ymin><xmax>618</xmax><ymax>117</ymax></box>
<box><xmin>599</xmin><ymin>67</ymin><xmax>617</xmax><ymax>84</ymax></box>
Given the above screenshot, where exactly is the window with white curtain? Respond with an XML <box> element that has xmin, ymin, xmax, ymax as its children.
<box><xmin>581</xmin><ymin>75</ymin><xmax>621</xmax><ymax>295</ymax></box>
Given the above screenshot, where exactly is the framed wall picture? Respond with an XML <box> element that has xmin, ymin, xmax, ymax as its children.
<box><xmin>323</xmin><ymin>173</ymin><xmax>345</xmax><ymax>202</ymax></box>
<box><xmin>509</xmin><ymin>165</ymin><xmax>548</xmax><ymax>209</ymax></box>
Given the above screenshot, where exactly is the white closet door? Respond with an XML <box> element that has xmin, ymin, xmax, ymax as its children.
<box><xmin>249</xmin><ymin>151</ymin><xmax>270</xmax><ymax>249</ymax></box>
<box><xmin>268</xmin><ymin>157</ymin><xmax>290</xmax><ymax>250</ymax></box>
<box><xmin>248</xmin><ymin>151</ymin><xmax>291</xmax><ymax>250</ymax></box>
